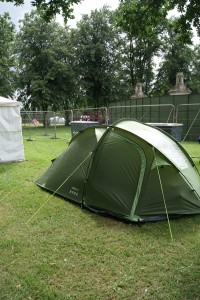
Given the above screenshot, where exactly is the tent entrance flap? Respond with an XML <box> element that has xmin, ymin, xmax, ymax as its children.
<box><xmin>84</xmin><ymin>131</ymin><xmax>146</xmax><ymax>217</ymax></box>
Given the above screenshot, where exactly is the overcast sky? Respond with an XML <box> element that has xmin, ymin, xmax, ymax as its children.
<box><xmin>1</xmin><ymin>0</ymin><xmax>120</xmax><ymax>28</ymax></box>
<box><xmin>1</xmin><ymin>0</ymin><xmax>32</xmax><ymax>25</ymax></box>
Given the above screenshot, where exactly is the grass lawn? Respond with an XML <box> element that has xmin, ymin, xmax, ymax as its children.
<box><xmin>1</xmin><ymin>126</ymin><xmax>200</xmax><ymax>300</ymax></box>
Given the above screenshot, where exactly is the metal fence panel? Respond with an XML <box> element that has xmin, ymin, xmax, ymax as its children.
<box><xmin>20</xmin><ymin>94</ymin><xmax>200</xmax><ymax>141</ymax></box>
<box><xmin>109</xmin><ymin>94</ymin><xmax>200</xmax><ymax>141</ymax></box>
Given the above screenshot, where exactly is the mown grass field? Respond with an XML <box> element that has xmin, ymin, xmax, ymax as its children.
<box><xmin>1</xmin><ymin>125</ymin><xmax>200</xmax><ymax>300</ymax></box>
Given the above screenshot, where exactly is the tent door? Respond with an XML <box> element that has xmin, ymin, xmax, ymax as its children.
<box><xmin>84</xmin><ymin>132</ymin><xmax>146</xmax><ymax>217</ymax></box>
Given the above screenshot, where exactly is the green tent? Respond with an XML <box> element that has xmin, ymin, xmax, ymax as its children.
<box><xmin>36</xmin><ymin>119</ymin><xmax>200</xmax><ymax>222</ymax></box>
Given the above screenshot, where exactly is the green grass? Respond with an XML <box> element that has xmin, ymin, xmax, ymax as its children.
<box><xmin>1</xmin><ymin>127</ymin><xmax>200</xmax><ymax>300</ymax></box>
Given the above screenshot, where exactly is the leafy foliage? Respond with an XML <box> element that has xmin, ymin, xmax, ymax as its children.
<box><xmin>70</xmin><ymin>6</ymin><xmax>130</xmax><ymax>107</ymax></box>
<box><xmin>1</xmin><ymin>1</ymin><xmax>200</xmax><ymax>105</ymax></box>
<box><xmin>0</xmin><ymin>13</ymin><xmax>16</xmax><ymax>97</ymax></box>
<box><xmin>1</xmin><ymin>0</ymin><xmax>200</xmax><ymax>37</ymax></box>
<box><xmin>140</xmin><ymin>0</ymin><xmax>200</xmax><ymax>37</ymax></box>
<box><xmin>118</xmin><ymin>0</ymin><xmax>169</xmax><ymax>37</ymax></box>
<box><xmin>0</xmin><ymin>0</ymin><xmax>82</xmax><ymax>22</ymax></box>
<box><xmin>15</xmin><ymin>12</ymin><xmax>76</xmax><ymax>110</ymax></box>
<box><xmin>116</xmin><ymin>0</ymin><xmax>166</xmax><ymax>94</ymax></box>
<box><xmin>189</xmin><ymin>46</ymin><xmax>200</xmax><ymax>93</ymax></box>
<box><xmin>152</xmin><ymin>18</ymin><xmax>194</xmax><ymax>96</ymax></box>
<box><xmin>169</xmin><ymin>0</ymin><xmax>200</xmax><ymax>36</ymax></box>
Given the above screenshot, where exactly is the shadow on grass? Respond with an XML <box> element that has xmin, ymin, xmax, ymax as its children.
<box><xmin>69</xmin><ymin>198</ymin><xmax>200</xmax><ymax>241</ymax></box>
<box><xmin>27</xmin><ymin>179</ymin><xmax>200</xmax><ymax>245</ymax></box>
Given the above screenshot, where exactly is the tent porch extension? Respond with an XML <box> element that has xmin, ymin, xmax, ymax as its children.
<box><xmin>36</xmin><ymin>119</ymin><xmax>200</xmax><ymax>222</ymax></box>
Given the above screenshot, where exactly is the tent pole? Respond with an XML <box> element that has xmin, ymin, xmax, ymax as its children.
<box><xmin>153</xmin><ymin>147</ymin><xmax>174</xmax><ymax>241</ymax></box>
<box><xmin>182</xmin><ymin>109</ymin><xmax>200</xmax><ymax>142</ymax></box>
<box><xmin>26</xmin><ymin>152</ymin><xmax>92</xmax><ymax>224</ymax></box>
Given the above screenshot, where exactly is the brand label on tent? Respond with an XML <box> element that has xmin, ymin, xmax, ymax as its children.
<box><xmin>69</xmin><ymin>187</ymin><xmax>79</xmax><ymax>197</ymax></box>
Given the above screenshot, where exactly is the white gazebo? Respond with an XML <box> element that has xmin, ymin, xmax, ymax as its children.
<box><xmin>0</xmin><ymin>96</ymin><xmax>25</xmax><ymax>162</ymax></box>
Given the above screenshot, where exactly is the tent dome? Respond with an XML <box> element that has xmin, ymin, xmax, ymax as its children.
<box><xmin>36</xmin><ymin>120</ymin><xmax>200</xmax><ymax>222</ymax></box>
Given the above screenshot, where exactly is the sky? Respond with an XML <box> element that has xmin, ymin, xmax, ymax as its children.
<box><xmin>65</xmin><ymin>0</ymin><xmax>120</xmax><ymax>27</ymax></box>
<box><xmin>1</xmin><ymin>0</ymin><xmax>120</xmax><ymax>28</ymax></box>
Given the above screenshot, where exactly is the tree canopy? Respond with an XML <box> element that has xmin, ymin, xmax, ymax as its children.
<box><xmin>168</xmin><ymin>0</ymin><xmax>200</xmax><ymax>36</ymax></box>
<box><xmin>152</xmin><ymin>19</ymin><xmax>194</xmax><ymax>96</ymax></box>
<box><xmin>15</xmin><ymin>12</ymin><xmax>76</xmax><ymax>110</ymax></box>
<box><xmin>0</xmin><ymin>2</ymin><xmax>199</xmax><ymax>109</ymax></box>
<box><xmin>70</xmin><ymin>6</ymin><xmax>130</xmax><ymax>107</ymax></box>
<box><xmin>116</xmin><ymin>0</ymin><xmax>167</xmax><ymax>93</ymax></box>
<box><xmin>1</xmin><ymin>0</ymin><xmax>200</xmax><ymax>36</ymax></box>
<box><xmin>189</xmin><ymin>46</ymin><xmax>200</xmax><ymax>93</ymax></box>
<box><xmin>118</xmin><ymin>0</ymin><xmax>200</xmax><ymax>37</ymax></box>
<box><xmin>1</xmin><ymin>0</ymin><xmax>82</xmax><ymax>22</ymax></box>
<box><xmin>0</xmin><ymin>13</ymin><xmax>15</xmax><ymax>97</ymax></box>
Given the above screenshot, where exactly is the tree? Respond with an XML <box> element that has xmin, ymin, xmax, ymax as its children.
<box><xmin>118</xmin><ymin>0</ymin><xmax>200</xmax><ymax>37</ymax></box>
<box><xmin>152</xmin><ymin>18</ymin><xmax>194</xmax><ymax>96</ymax></box>
<box><xmin>15</xmin><ymin>11</ymin><xmax>76</xmax><ymax>111</ymax></box>
<box><xmin>189</xmin><ymin>46</ymin><xmax>200</xmax><ymax>93</ymax></box>
<box><xmin>166</xmin><ymin>0</ymin><xmax>200</xmax><ymax>37</ymax></box>
<box><xmin>0</xmin><ymin>0</ymin><xmax>82</xmax><ymax>22</ymax></box>
<box><xmin>70</xmin><ymin>6</ymin><xmax>130</xmax><ymax>107</ymax></box>
<box><xmin>116</xmin><ymin>0</ymin><xmax>165</xmax><ymax>94</ymax></box>
<box><xmin>0</xmin><ymin>13</ymin><xmax>16</xmax><ymax>97</ymax></box>
<box><xmin>2</xmin><ymin>0</ymin><xmax>200</xmax><ymax>36</ymax></box>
